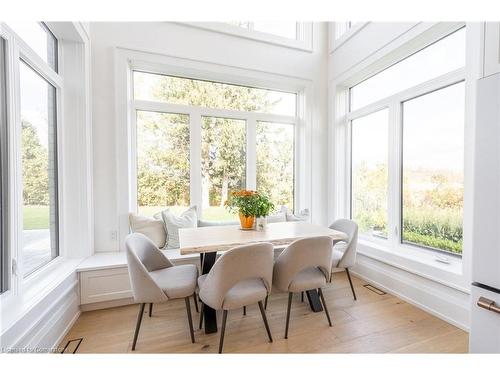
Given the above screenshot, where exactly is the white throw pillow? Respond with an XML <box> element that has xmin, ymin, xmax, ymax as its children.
<box><xmin>129</xmin><ymin>213</ymin><xmax>167</xmax><ymax>249</ymax></box>
<box><xmin>266</xmin><ymin>211</ymin><xmax>287</xmax><ymax>223</ymax></box>
<box><xmin>281</xmin><ymin>206</ymin><xmax>310</xmax><ymax>222</ymax></box>
<box><xmin>161</xmin><ymin>206</ymin><xmax>198</xmax><ymax>249</ymax></box>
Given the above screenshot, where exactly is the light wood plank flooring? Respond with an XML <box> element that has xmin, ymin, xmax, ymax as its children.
<box><xmin>62</xmin><ymin>273</ymin><xmax>468</xmax><ymax>353</ymax></box>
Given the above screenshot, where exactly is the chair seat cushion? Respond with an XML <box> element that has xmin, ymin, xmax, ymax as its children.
<box><xmin>197</xmin><ymin>275</ymin><xmax>267</xmax><ymax>310</ymax></box>
<box><xmin>288</xmin><ymin>267</ymin><xmax>327</xmax><ymax>292</ymax></box>
<box><xmin>149</xmin><ymin>264</ymin><xmax>198</xmax><ymax>299</ymax></box>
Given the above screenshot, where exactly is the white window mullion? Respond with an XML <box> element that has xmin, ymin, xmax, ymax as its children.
<box><xmin>190</xmin><ymin>110</ymin><xmax>202</xmax><ymax>218</ymax></box>
<box><xmin>129</xmin><ymin>106</ymin><xmax>138</xmax><ymax>212</ymax></box>
<box><xmin>387</xmin><ymin>101</ymin><xmax>402</xmax><ymax>251</ymax></box>
<box><xmin>10</xmin><ymin>41</ymin><xmax>23</xmax><ymax>292</ymax></box>
<box><xmin>345</xmin><ymin>118</ymin><xmax>352</xmax><ymax>220</ymax></box>
<box><xmin>246</xmin><ymin>116</ymin><xmax>256</xmax><ymax>190</ymax></box>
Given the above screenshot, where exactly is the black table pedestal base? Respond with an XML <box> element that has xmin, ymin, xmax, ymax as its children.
<box><xmin>305</xmin><ymin>289</ymin><xmax>324</xmax><ymax>312</ymax></box>
<box><xmin>201</xmin><ymin>252</ymin><xmax>218</xmax><ymax>334</ymax></box>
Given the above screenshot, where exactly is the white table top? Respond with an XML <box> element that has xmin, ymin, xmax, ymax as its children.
<box><xmin>179</xmin><ymin>221</ymin><xmax>347</xmax><ymax>255</ymax></box>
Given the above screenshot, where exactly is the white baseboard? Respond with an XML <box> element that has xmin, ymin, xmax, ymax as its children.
<box><xmin>1</xmin><ymin>272</ymin><xmax>81</xmax><ymax>352</ymax></box>
<box><xmin>352</xmin><ymin>254</ymin><xmax>470</xmax><ymax>332</ymax></box>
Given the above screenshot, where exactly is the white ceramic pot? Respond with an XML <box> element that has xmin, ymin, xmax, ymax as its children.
<box><xmin>256</xmin><ymin>216</ymin><xmax>267</xmax><ymax>231</ymax></box>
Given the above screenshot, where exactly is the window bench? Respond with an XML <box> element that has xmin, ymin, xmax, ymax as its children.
<box><xmin>77</xmin><ymin>249</ymin><xmax>199</xmax><ymax>311</ymax></box>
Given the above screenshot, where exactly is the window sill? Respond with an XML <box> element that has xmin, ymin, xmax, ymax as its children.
<box><xmin>357</xmin><ymin>238</ymin><xmax>469</xmax><ymax>294</ymax></box>
<box><xmin>0</xmin><ymin>256</ymin><xmax>83</xmax><ymax>336</ymax></box>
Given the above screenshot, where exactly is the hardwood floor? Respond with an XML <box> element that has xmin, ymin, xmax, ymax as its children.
<box><xmin>62</xmin><ymin>272</ymin><xmax>468</xmax><ymax>353</ymax></box>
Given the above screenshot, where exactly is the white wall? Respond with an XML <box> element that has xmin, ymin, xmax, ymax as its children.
<box><xmin>90</xmin><ymin>22</ymin><xmax>329</xmax><ymax>252</ymax></box>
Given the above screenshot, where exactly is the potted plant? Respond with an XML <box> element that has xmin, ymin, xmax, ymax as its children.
<box><xmin>255</xmin><ymin>194</ymin><xmax>275</xmax><ymax>231</ymax></box>
<box><xmin>224</xmin><ymin>190</ymin><xmax>259</xmax><ymax>229</ymax></box>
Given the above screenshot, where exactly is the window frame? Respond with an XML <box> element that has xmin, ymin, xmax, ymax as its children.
<box><xmin>116</xmin><ymin>48</ymin><xmax>313</xmax><ymax>252</ymax></box>
<box><xmin>130</xmin><ymin>69</ymin><xmax>300</xmax><ymax>221</ymax></box>
<box><xmin>329</xmin><ymin>22</ymin><xmax>369</xmax><ymax>53</ymax></box>
<box><xmin>343</xmin><ymin>25</ymin><xmax>467</xmax><ymax>258</ymax></box>
<box><xmin>0</xmin><ymin>36</ymin><xmax>8</xmax><ymax>293</ymax></box>
<box><xmin>256</xmin><ymin>120</ymin><xmax>296</xmax><ymax>212</ymax></box>
<box><xmin>0</xmin><ymin>22</ymin><xmax>63</xmax><ymax>292</ymax></box>
<box><xmin>349</xmin><ymin>107</ymin><xmax>390</xmax><ymax>244</ymax></box>
<box><xmin>180</xmin><ymin>22</ymin><xmax>314</xmax><ymax>52</ymax></box>
<box><xmin>18</xmin><ymin>59</ymin><xmax>60</xmax><ymax>277</ymax></box>
<box><xmin>399</xmin><ymin>81</ymin><xmax>465</xmax><ymax>255</ymax></box>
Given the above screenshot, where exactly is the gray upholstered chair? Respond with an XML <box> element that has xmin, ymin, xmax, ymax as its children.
<box><xmin>125</xmin><ymin>233</ymin><xmax>199</xmax><ymax>350</ymax></box>
<box><xmin>197</xmin><ymin>243</ymin><xmax>274</xmax><ymax>353</ymax></box>
<box><xmin>273</xmin><ymin>236</ymin><xmax>334</xmax><ymax>338</ymax></box>
<box><xmin>329</xmin><ymin>219</ymin><xmax>359</xmax><ymax>300</ymax></box>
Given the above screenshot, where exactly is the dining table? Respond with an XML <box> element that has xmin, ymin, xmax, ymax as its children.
<box><xmin>178</xmin><ymin>221</ymin><xmax>347</xmax><ymax>334</ymax></box>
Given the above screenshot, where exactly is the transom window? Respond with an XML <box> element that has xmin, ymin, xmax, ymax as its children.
<box><xmin>133</xmin><ymin>71</ymin><xmax>297</xmax><ymax>221</ymax></box>
<box><xmin>348</xmin><ymin>27</ymin><xmax>465</xmax><ymax>256</ymax></box>
<box><xmin>350</xmin><ymin>27</ymin><xmax>466</xmax><ymax>111</ymax></box>
<box><xmin>335</xmin><ymin>22</ymin><xmax>353</xmax><ymax>40</ymax></box>
<box><xmin>226</xmin><ymin>21</ymin><xmax>298</xmax><ymax>40</ymax></box>
<box><xmin>8</xmin><ymin>22</ymin><xmax>58</xmax><ymax>72</ymax></box>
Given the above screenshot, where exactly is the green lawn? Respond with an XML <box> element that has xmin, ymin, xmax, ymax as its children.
<box><xmin>23</xmin><ymin>205</ymin><xmax>50</xmax><ymax>230</ymax></box>
<box><xmin>24</xmin><ymin>205</ymin><xmax>237</xmax><ymax>231</ymax></box>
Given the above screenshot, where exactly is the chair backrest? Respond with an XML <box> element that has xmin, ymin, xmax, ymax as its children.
<box><xmin>273</xmin><ymin>236</ymin><xmax>333</xmax><ymax>292</ymax></box>
<box><xmin>125</xmin><ymin>233</ymin><xmax>172</xmax><ymax>303</ymax></box>
<box><xmin>198</xmin><ymin>242</ymin><xmax>274</xmax><ymax>310</ymax></box>
<box><xmin>329</xmin><ymin>219</ymin><xmax>358</xmax><ymax>268</ymax></box>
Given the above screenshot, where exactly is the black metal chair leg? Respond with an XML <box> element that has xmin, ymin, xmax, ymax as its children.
<box><xmin>199</xmin><ymin>303</ymin><xmax>204</xmax><ymax>330</ymax></box>
<box><xmin>318</xmin><ymin>288</ymin><xmax>332</xmax><ymax>327</ymax></box>
<box><xmin>258</xmin><ymin>301</ymin><xmax>273</xmax><ymax>342</ymax></box>
<box><xmin>264</xmin><ymin>295</ymin><xmax>268</xmax><ymax>310</ymax></box>
<box><xmin>243</xmin><ymin>306</ymin><xmax>246</xmax><ymax>315</ymax></box>
<box><xmin>219</xmin><ymin>310</ymin><xmax>228</xmax><ymax>354</ymax></box>
<box><xmin>132</xmin><ymin>303</ymin><xmax>145</xmax><ymax>351</ymax></box>
<box><xmin>285</xmin><ymin>292</ymin><xmax>293</xmax><ymax>339</ymax></box>
<box><xmin>193</xmin><ymin>292</ymin><xmax>199</xmax><ymax>313</ymax></box>
<box><xmin>184</xmin><ymin>297</ymin><xmax>195</xmax><ymax>343</ymax></box>
<box><xmin>301</xmin><ymin>291</ymin><xmax>304</xmax><ymax>302</ymax></box>
<box><xmin>345</xmin><ymin>268</ymin><xmax>357</xmax><ymax>301</ymax></box>
<box><xmin>149</xmin><ymin>303</ymin><xmax>153</xmax><ymax>317</ymax></box>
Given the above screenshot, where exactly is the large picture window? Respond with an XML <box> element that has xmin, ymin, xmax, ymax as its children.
<box><xmin>351</xmin><ymin>109</ymin><xmax>389</xmax><ymax>239</ymax></box>
<box><xmin>402</xmin><ymin>82</ymin><xmax>465</xmax><ymax>254</ymax></box>
<box><xmin>136</xmin><ymin>111</ymin><xmax>190</xmax><ymax>216</ymax></box>
<box><xmin>256</xmin><ymin>121</ymin><xmax>295</xmax><ymax>210</ymax></box>
<box><xmin>133</xmin><ymin>71</ymin><xmax>298</xmax><ymax>221</ymax></box>
<box><xmin>201</xmin><ymin>117</ymin><xmax>246</xmax><ymax>221</ymax></box>
<box><xmin>20</xmin><ymin>61</ymin><xmax>59</xmax><ymax>276</ymax></box>
<box><xmin>347</xmin><ymin>27</ymin><xmax>465</xmax><ymax>256</ymax></box>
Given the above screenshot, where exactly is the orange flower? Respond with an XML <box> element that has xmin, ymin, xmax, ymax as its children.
<box><xmin>231</xmin><ymin>189</ymin><xmax>259</xmax><ymax>197</ymax></box>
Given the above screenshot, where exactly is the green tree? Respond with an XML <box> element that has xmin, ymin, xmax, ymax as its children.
<box><xmin>21</xmin><ymin>120</ymin><xmax>49</xmax><ymax>205</ymax></box>
<box><xmin>256</xmin><ymin>122</ymin><xmax>294</xmax><ymax>209</ymax></box>
<box><xmin>137</xmin><ymin>112</ymin><xmax>190</xmax><ymax>207</ymax></box>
